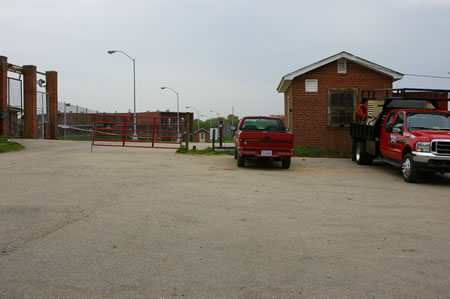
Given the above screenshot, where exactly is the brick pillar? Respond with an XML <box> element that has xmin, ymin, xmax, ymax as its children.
<box><xmin>23</xmin><ymin>65</ymin><xmax>38</xmax><ymax>138</ymax></box>
<box><xmin>46</xmin><ymin>71</ymin><xmax>58</xmax><ymax>139</ymax></box>
<box><xmin>0</xmin><ymin>56</ymin><xmax>7</xmax><ymax>136</ymax></box>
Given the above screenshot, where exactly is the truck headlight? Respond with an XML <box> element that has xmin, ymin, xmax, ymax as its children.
<box><xmin>415</xmin><ymin>142</ymin><xmax>430</xmax><ymax>152</ymax></box>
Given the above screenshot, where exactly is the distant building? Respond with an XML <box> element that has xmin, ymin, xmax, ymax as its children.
<box><xmin>194</xmin><ymin>128</ymin><xmax>210</xmax><ymax>143</ymax></box>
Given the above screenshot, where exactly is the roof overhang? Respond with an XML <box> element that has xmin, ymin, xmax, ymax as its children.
<box><xmin>194</xmin><ymin>128</ymin><xmax>209</xmax><ymax>134</ymax></box>
<box><xmin>276</xmin><ymin>51</ymin><xmax>404</xmax><ymax>93</ymax></box>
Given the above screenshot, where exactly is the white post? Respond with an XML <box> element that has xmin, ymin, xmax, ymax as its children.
<box><xmin>176</xmin><ymin>92</ymin><xmax>179</xmax><ymax>142</ymax></box>
<box><xmin>133</xmin><ymin>58</ymin><xmax>137</xmax><ymax>140</ymax></box>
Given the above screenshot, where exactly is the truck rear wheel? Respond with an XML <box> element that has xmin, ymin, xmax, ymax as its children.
<box><xmin>356</xmin><ymin>141</ymin><xmax>368</xmax><ymax>165</ymax></box>
<box><xmin>282</xmin><ymin>157</ymin><xmax>291</xmax><ymax>169</ymax></box>
<box><xmin>402</xmin><ymin>153</ymin><xmax>418</xmax><ymax>183</ymax></box>
<box><xmin>237</xmin><ymin>153</ymin><xmax>245</xmax><ymax>167</ymax></box>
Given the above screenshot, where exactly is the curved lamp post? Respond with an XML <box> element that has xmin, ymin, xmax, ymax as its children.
<box><xmin>107</xmin><ymin>50</ymin><xmax>137</xmax><ymax>140</ymax></box>
<box><xmin>210</xmin><ymin>109</ymin><xmax>220</xmax><ymax>117</ymax></box>
<box><xmin>186</xmin><ymin>106</ymin><xmax>200</xmax><ymax>131</ymax></box>
<box><xmin>201</xmin><ymin>114</ymin><xmax>213</xmax><ymax>130</ymax></box>
<box><xmin>160</xmin><ymin>87</ymin><xmax>180</xmax><ymax>141</ymax></box>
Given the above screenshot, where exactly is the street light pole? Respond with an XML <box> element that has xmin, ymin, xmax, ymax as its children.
<box><xmin>201</xmin><ymin>114</ymin><xmax>212</xmax><ymax>130</ymax></box>
<box><xmin>232</xmin><ymin>106</ymin><xmax>234</xmax><ymax>126</ymax></box>
<box><xmin>161</xmin><ymin>87</ymin><xmax>180</xmax><ymax>141</ymax></box>
<box><xmin>186</xmin><ymin>106</ymin><xmax>200</xmax><ymax>131</ymax></box>
<box><xmin>108</xmin><ymin>50</ymin><xmax>137</xmax><ymax>140</ymax></box>
<box><xmin>210</xmin><ymin>110</ymin><xmax>220</xmax><ymax>125</ymax></box>
<box><xmin>210</xmin><ymin>110</ymin><xmax>220</xmax><ymax>117</ymax></box>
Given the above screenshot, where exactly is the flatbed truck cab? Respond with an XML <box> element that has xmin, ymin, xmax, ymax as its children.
<box><xmin>350</xmin><ymin>88</ymin><xmax>450</xmax><ymax>183</ymax></box>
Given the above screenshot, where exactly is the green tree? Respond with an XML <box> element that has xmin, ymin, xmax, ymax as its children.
<box><xmin>198</xmin><ymin>118</ymin><xmax>217</xmax><ymax>130</ymax></box>
<box><xmin>226</xmin><ymin>114</ymin><xmax>240</xmax><ymax>126</ymax></box>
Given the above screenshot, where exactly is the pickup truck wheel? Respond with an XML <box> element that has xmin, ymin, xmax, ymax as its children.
<box><xmin>402</xmin><ymin>153</ymin><xmax>418</xmax><ymax>183</ymax></box>
<box><xmin>356</xmin><ymin>141</ymin><xmax>367</xmax><ymax>165</ymax></box>
<box><xmin>237</xmin><ymin>153</ymin><xmax>245</xmax><ymax>167</ymax></box>
<box><xmin>281</xmin><ymin>157</ymin><xmax>291</xmax><ymax>169</ymax></box>
<box><xmin>234</xmin><ymin>149</ymin><xmax>237</xmax><ymax>160</ymax></box>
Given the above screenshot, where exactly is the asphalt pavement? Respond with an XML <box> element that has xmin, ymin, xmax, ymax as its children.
<box><xmin>1</xmin><ymin>139</ymin><xmax>449</xmax><ymax>298</ymax></box>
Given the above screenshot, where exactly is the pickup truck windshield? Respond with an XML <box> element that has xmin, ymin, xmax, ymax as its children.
<box><xmin>407</xmin><ymin>113</ymin><xmax>450</xmax><ymax>131</ymax></box>
<box><xmin>241</xmin><ymin>118</ymin><xmax>284</xmax><ymax>131</ymax></box>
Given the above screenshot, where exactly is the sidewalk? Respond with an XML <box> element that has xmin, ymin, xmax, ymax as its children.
<box><xmin>186</xmin><ymin>142</ymin><xmax>234</xmax><ymax>150</ymax></box>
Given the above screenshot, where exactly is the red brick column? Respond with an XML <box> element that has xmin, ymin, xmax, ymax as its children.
<box><xmin>0</xmin><ymin>56</ymin><xmax>7</xmax><ymax>136</ymax></box>
<box><xmin>23</xmin><ymin>65</ymin><xmax>38</xmax><ymax>138</ymax></box>
<box><xmin>46</xmin><ymin>71</ymin><xmax>58</xmax><ymax>139</ymax></box>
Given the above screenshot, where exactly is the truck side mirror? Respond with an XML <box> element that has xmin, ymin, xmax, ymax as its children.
<box><xmin>385</xmin><ymin>123</ymin><xmax>393</xmax><ymax>133</ymax></box>
<box><xmin>230</xmin><ymin>126</ymin><xmax>236</xmax><ymax>131</ymax></box>
<box><xmin>393</xmin><ymin>124</ymin><xmax>403</xmax><ymax>134</ymax></box>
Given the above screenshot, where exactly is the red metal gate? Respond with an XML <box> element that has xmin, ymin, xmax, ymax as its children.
<box><xmin>91</xmin><ymin>113</ymin><xmax>183</xmax><ymax>150</ymax></box>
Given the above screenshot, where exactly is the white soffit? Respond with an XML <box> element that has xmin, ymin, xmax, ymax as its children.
<box><xmin>276</xmin><ymin>51</ymin><xmax>404</xmax><ymax>93</ymax></box>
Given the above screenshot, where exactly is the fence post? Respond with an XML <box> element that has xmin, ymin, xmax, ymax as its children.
<box><xmin>91</xmin><ymin>114</ymin><xmax>97</xmax><ymax>152</ymax></box>
<box><xmin>185</xmin><ymin>117</ymin><xmax>189</xmax><ymax>150</ymax></box>
<box><xmin>152</xmin><ymin>117</ymin><xmax>156</xmax><ymax>148</ymax></box>
<box><xmin>122</xmin><ymin>115</ymin><xmax>127</xmax><ymax>146</ymax></box>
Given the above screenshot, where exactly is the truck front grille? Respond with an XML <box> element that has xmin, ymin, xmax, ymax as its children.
<box><xmin>432</xmin><ymin>140</ymin><xmax>450</xmax><ymax>155</ymax></box>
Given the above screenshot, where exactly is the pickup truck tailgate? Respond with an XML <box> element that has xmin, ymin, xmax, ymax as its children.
<box><xmin>238</xmin><ymin>131</ymin><xmax>293</xmax><ymax>157</ymax></box>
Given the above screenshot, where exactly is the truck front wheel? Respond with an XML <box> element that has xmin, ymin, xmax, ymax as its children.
<box><xmin>402</xmin><ymin>153</ymin><xmax>418</xmax><ymax>183</ymax></box>
<box><xmin>237</xmin><ymin>153</ymin><xmax>245</xmax><ymax>167</ymax></box>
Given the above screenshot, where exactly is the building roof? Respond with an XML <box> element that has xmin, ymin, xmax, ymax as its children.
<box><xmin>276</xmin><ymin>51</ymin><xmax>404</xmax><ymax>93</ymax></box>
<box><xmin>194</xmin><ymin>128</ymin><xmax>209</xmax><ymax>134</ymax></box>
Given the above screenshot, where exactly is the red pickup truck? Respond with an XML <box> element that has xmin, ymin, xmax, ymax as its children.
<box><xmin>350</xmin><ymin>88</ymin><xmax>450</xmax><ymax>182</ymax></box>
<box><xmin>233</xmin><ymin>116</ymin><xmax>294</xmax><ymax>168</ymax></box>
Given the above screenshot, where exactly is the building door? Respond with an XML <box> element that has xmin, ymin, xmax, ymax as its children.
<box><xmin>200</xmin><ymin>133</ymin><xmax>205</xmax><ymax>143</ymax></box>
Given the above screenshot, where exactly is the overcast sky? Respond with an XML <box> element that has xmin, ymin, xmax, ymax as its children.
<box><xmin>2</xmin><ymin>0</ymin><xmax>450</xmax><ymax>117</ymax></box>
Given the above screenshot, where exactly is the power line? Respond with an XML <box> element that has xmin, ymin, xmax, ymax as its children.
<box><xmin>350</xmin><ymin>61</ymin><xmax>450</xmax><ymax>80</ymax></box>
<box><xmin>404</xmin><ymin>73</ymin><xmax>450</xmax><ymax>79</ymax></box>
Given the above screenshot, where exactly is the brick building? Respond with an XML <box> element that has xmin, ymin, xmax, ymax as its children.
<box><xmin>277</xmin><ymin>51</ymin><xmax>403</xmax><ymax>152</ymax></box>
<box><xmin>194</xmin><ymin>128</ymin><xmax>210</xmax><ymax>143</ymax></box>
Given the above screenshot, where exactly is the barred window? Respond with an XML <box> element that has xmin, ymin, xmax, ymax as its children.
<box><xmin>328</xmin><ymin>90</ymin><xmax>356</xmax><ymax>127</ymax></box>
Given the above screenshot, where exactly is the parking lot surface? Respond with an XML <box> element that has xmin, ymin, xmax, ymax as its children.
<box><xmin>1</xmin><ymin>139</ymin><xmax>449</xmax><ymax>298</ymax></box>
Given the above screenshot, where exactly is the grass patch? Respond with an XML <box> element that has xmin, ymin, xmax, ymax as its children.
<box><xmin>177</xmin><ymin>146</ymin><xmax>233</xmax><ymax>155</ymax></box>
<box><xmin>294</xmin><ymin>147</ymin><xmax>351</xmax><ymax>158</ymax></box>
<box><xmin>0</xmin><ymin>136</ymin><xmax>23</xmax><ymax>153</ymax></box>
<box><xmin>210</xmin><ymin>137</ymin><xmax>234</xmax><ymax>144</ymax></box>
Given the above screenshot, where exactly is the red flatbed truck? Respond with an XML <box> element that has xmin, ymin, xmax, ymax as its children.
<box><xmin>350</xmin><ymin>88</ymin><xmax>450</xmax><ymax>183</ymax></box>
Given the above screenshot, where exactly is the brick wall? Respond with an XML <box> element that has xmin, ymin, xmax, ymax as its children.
<box><xmin>286</xmin><ymin>60</ymin><xmax>393</xmax><ymax>152</ymax></box>
<box><xmin>0</xmin><ymin>56</ymin><xmax>7</xmax><ymax>136</ymax></box>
